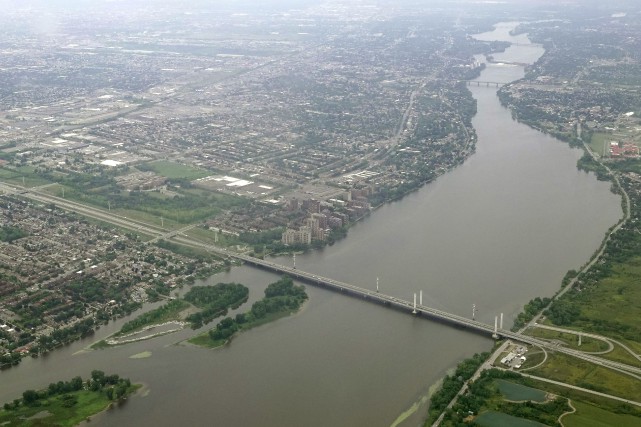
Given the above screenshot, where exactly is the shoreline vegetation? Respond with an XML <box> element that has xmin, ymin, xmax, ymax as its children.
<box><xmin>189</xmin><ymin>276</ymin><xmax>307</xmax><ymax>349</ymax></box>
<box><xmin>91</xmin><ymin>277</ymin><xmax>306</xmax><ymax>351</ymax></box>
<box><xmin>0</xmin><ymin>371</ymin><xmax>139</xmax><ymax>427</ymax></box>
<box><xmin>91</xmin><ymin>282</ymin><xmax>249</xmax><ymax>348</ymax></box>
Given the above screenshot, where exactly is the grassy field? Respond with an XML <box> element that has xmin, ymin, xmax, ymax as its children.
<box><xmin>529</xmin><ymin>352</ymin><xmax>641</xmax><ymax>399</ymax></box>
<box><xmin>518</xmin><ymin>375</ymin><xmax>641</xmax><ymax>417</ymax></box>
<box><xmin>44</xmin><ymin>184</ymin><xmax>247</xmax><ymax>226</ymax></box>
<box><xmin>154</xmin><ymin>239</ymin><xmax>220</xmax><ymax>261</ymax></box>
<box><xmin>588</xmin><ymin>132</ymin><xmax>612</xmax><ymax>157</ymax></box>
<box><xmin>519</xmin><ymin>349</ymin><xmax>546</xmax><ymax>369</ymax></box>
<box><xmin>496</xmin><ymin>380</ymin><xmax>546</xmax><ymax>402</ymax></box>
<box><xmin>622</xmin><ymin>339</ymin><xmax>641</xmax><ymax>354</ymax></box>
<box><xmin>139</xmin><ymin>160</ymin><xmax>210</xmax><ymax>180</ymax></box>
<box><xmin>475</xmin><ymin>411</ymin><xmax>547</xmax><ymax>427</ymax></box>
<box><xmin>183</xmin><ymin>226</ymin><xmax>240</xmax><ymax>247</ymax></box>
<box><xmin>564</xmin><ymin>401</ymin><xmax>641</xmax><ymax>427</ymax></box>
<box><xmin>600</xmin><ymin>343</ymin><xmax>641</xmax><ymax>367</ymax></box>
<box><xmin>565</xmin><ymin>257</ymin><xmax>641</xmax><ymax>349</ymax></box>
<box><xmin>0</xmin><ymin>166</ymin><xmax>51</xmax><ymax>188</ymax></box>
<box><xmin>525</xmin><ymin>328</ymin><xmax>610</xmax><ymax>352</ymax></box>
<box><xmin>80</xmin><ymin>216</ymin><xmax>154</xmax><ymax>242</ymax></box>
<box><xmin>0</xmin><ymin>386</ymin><xmax>139</xmax><ymax>426</ymax></box>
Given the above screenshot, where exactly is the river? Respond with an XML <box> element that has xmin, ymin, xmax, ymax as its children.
<box><xmin>0</xmin><ymin>22</ymin><xmax>622</xmax><ymax>427</ymax></box>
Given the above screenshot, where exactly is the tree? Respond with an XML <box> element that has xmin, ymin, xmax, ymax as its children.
<box><xmin>22</xmin><ymin>389</ymin><xmax>39</xmax><ymax>405</ymax></box>
<box><xmin>70</xmin><ymin>376</ymin><xmax>83</xmax><ymax>391</ymax></box>
<box><xmin>91</xmin><ymin>370</ymin><xmax>106</xmax><ymax>386</ymax></box>
<box><xmin>115</xmin><ymin>384</ymin><xmax>127</xmax><ymax>399</ymax></box>
<box><xmin>251</xmin><ymin>301</ymin><xmax>266</xmax><ymax>319</ymax></box>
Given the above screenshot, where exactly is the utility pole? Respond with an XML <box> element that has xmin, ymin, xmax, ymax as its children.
<box><xmin>376</xmin><ymin>277</ymin><xmax>379</xmax><ymax>293</ymax></box>
<box><xmin>412</xmin><ymin>293</ymin><xmax>417</xmax><ymax>314</ymax></box>
<box><xmin>293</xmin><ymin>253</ymin><xmax>296</xmax><ymax>269</ymax></box>
<box><xmin>472</xmin><ymin>303</ymin><xmax>476</xmax><ymax>320</ymax></box>
<box><xmin>161</xmin><ymin>216</ymin><xmax>164</xmax><ymax>228</ymax></box>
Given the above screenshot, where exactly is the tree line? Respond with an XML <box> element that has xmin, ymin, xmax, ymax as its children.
<box><xmin>209</xmin><ymin>276</ymin><xmax>307</xmax><ymax>344</ymax></box>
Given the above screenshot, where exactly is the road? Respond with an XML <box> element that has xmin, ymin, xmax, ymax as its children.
<box><xmin>531</xmin><ymin>324</ymin><xmax>640</xmax><ymax>361</ymax></box>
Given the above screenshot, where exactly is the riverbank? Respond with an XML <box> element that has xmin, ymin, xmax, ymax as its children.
<box><xmin>427</xmin><ymin>15</ymin><xmax>641</xmax><ymax>427</ymax></box>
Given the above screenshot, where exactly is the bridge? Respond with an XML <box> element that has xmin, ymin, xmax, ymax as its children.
<box><xmin>3</xmin><ymin>181</ymin><xmax>641</xmax><ymax>376</ymax></box>
<box><xmin>510</xmin><ymin>42</ymin><xmax>543</xmax><ymax>48</ymax></box>
<box><xmin>183</xmin><ymin>245</ymin><xmax>641</xmax><ymax>376</ymax></box>
<box><xmin>465</xmin><ymin>80</ymin><xmax>505</xmax><ymax>87</ymax></box>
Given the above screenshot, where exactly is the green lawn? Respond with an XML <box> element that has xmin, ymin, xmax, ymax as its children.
<box><xmin>564</xmin><ymin>401</ymin><xmax>641</xmax><ymax>427</ymax></box>
<box><xmin>475</xmin><ymin>411</ymin><xmax>547</xmax><ymax>427</ymax></box>
<box><xmin>139</xmin><ymin>160</ymin><xmax>210</xmax><ymax>180</ymax></box>
<box><xmin>496</xmin><ymin>380</ymin><xmax>547</xmax><ymax>402</ymax></box>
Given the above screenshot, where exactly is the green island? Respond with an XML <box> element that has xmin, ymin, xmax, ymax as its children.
<box><xmin>183</xmin><ymin>282</ymin><xmax>249</xmax><ymax>329</ymax></box>
<box><xmin>189</xmin><ymin>276</ymin><xmax>307</xmax><ymax>348</ymax></box>
<box><xmin>0</xmin><ymin>370</ymin><xmax>139</xmax><ymax>427</ymax></box>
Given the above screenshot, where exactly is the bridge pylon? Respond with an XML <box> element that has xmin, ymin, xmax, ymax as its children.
<box><xmin>412</xmin><ymin>293</ymin><xmax>417</xmax><ymax>314</ymax></box>
<box><xmin>492</xmin><ymin>315</ymin><xmax>499</xmax><ymax>339</ymax></box>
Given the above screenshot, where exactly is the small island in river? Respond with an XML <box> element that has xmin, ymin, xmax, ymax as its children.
<box><xmin>189</xmin><ymin>276</ymin><xmax>308</xmax><ymax>349</ymax></box>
